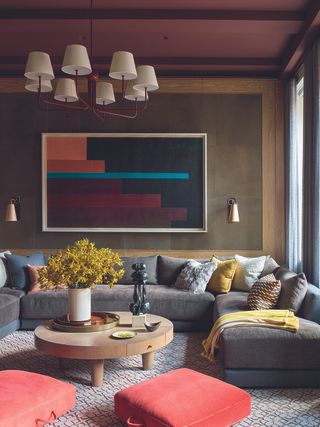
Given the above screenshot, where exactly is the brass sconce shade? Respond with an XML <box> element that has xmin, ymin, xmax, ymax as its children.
<box><xmin>228</xmin><ymin>197</ymin><xmax>240</xmax><ymax>223</ymax></box>
<box><xmin>5</xmin><ymin>197</ymin><xmax>20</xmax><ymax>222</ymax></box>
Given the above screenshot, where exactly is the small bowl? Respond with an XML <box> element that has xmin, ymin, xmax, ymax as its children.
<box><xmin>144</xmin><ymin>321</ymin><xmax>161</xmax><ymax>332</ymax></box>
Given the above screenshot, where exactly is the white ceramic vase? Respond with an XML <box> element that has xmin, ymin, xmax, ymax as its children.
<box><xmin>68</xmin><ymin>288</ymin><xmax>91</xmax><ymax>322</ymax></box>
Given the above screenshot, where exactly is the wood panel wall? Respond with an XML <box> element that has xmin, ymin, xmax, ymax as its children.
<box><xmin>0</xmin><ymin>77</ymin><xmax>285</xmax><ymax>262</ymax></box>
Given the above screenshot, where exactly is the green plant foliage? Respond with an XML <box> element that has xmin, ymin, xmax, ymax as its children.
<box><xmin>38</xmin><ymin>238</ymin><xmax>124</xmax><ymax>290</ymax></box>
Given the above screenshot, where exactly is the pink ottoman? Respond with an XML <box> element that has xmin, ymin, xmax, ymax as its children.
<box><xmin>0</xmin><ymin>370</ymin><xmax>76</xmax><ymax>427</ymax></box>
<box><xmin>115</xmin><ymin>368</ymin><xmax>251</xmax><ymax>427</ymax></box>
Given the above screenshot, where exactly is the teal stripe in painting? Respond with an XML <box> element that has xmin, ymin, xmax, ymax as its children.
<box><xmin>47</xmin><ymin>172</ymin><xmax>189</xmax><ymax>179</ymax></box>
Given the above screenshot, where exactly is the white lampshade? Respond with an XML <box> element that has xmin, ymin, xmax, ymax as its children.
<box><xmin>109</xmin><ymin>51</ymin><xmax>137</xmax><ymax>80</ymax></box>
<box><xmin>133</xmin><ymin>65</ymin><xmax>159</xmax><ymax>91</ymax></box>
<box><xmin>96</xmin><ymin>82</ymin><xmax>115</xmax><ymax>105</ymax></box>
<box><xmin>25</xmin><ymin>78</ymin><xmax>53</xmax><ymax>93</ymax></box>
<box><xmin>54</xmin><ymin>78</ymin><xmax>78</xmax><ymax>102</ymax></box>
<box><xmin>5</xmin><ymin>202</ymin><xmax>17</xmax><ymax>222</ymax></box>
<box><xmin>125</xmin><ymin>79</ymin><xmax>148</xmax><ymax>101</ymax></box>
<box><xmin>61</xmin><ymin>44</ymin><xmax>92</xmax><ymax>76</ymax></box>
<box><xmin>24</xmin><ymin>52</ymin><xmax>54</xmax><ymax>80</ymax></box>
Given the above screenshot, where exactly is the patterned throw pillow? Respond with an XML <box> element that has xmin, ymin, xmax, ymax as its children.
<box><xmin>247</xmin><ymin>273</ymin><xmax>281</xmax><ymax>310</ymax></box>
<box><xmin>174</xmin><ymin>260</ymin><xmax>216</xmax><ymax>294</ymax></box>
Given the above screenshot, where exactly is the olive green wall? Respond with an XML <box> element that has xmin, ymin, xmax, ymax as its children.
<box><xmin>0</xmin><ymin>92</ymin><xmax>262</xmax><ymax>250</ymax></box>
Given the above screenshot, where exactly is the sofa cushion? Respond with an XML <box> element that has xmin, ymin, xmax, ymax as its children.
<box><xmin>275</xmin><ymin>267</ymin><xmax>308</xmax><ymax>313</ymax></box>
<box><xmin>233</xmin><ymin>255</ymin><xmax>266</xmax><ymax>291</ymax></box>
<box><xmin>119</xmin><ymin>256</ymin><xmax>158</xmax><ymax>285</ymax></box>
<box><xmin>220</xmin><ymin>317</ymin><xmax>320</xmax><ymax>370</ymax></box>
<box><xmin>299</xmin><ymin>284</ymin><xmax>320</xmax><ymax>324</ymax></box>
<box><xmin>174</xmin><ymin>260</ymin><xmax>216</xmax><ymax>294</ymax></box>
<box><xmin>213</xmin><ymin>291</ymin><xmax>320</xmax><ymax>370</ymax></box>
<box><xmin>0</xmin><ymin>293</ymin><xmax>20</xmax><ymax>327</ymax></box>
<box><xmin>213</xmin><ymin>291</ymin><xmax>249</xmax><ymax>321</ymax></box>
<box><xmin>0</xmin><ymin>251</ymin><xmax>11</xmax><ymax>288</ymax></box>
<box><xmin>157</xmin><ymin>255</ymin><xmax>189</xmax><ymax>285</ymax></box>
<box><xmin>21</xmin><ymin>285</ymin><xmax>215</xmax><ymax>323</ymax></box>
<box><xmin>5</xmin><ymin>252</ymin><xmax>45</xmax><ymax>291</ymax></box>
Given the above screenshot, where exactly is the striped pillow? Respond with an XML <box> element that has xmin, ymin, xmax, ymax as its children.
<box><xmin>247</xmin><ymin>273</ymin><xmax>281</xmax><ymax>310</ymax></box>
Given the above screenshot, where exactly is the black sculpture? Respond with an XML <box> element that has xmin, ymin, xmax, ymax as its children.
<box><xmin>129</xmin><ymin>263</ymin><xmax>150</xmax><ymax>316</ymax></box>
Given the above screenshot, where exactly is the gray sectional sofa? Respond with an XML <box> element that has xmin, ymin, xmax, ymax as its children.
<box><xmin>1</xmin><ymin>253</ymin><xmax>320</xmax><ymax>388</ymax></box>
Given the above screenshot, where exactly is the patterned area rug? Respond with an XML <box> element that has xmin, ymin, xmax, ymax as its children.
<box><xmin>1</xmin><ymin>331</ymin><xmax>320</xmax><ymax>427</ymax></box>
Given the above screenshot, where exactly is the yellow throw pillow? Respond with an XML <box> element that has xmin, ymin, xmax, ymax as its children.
<box><xmin>206</xmin><ymin>256</ymin><xmax>237</xmax><ymax>294</ymax></box>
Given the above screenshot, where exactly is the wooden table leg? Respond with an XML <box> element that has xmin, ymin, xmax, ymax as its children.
<box><xmin>90</xmin><ymin>359</ymin><xmax>104</xmax><ymax>387</ymax></box>
<box><xmin>142</xmin><ymin>351</ymin><xmax>154</xmax><ymax>370</ymax></box>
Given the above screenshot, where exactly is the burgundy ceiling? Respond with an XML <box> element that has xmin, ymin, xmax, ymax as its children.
<box><xmin>0</xmin><ymin>0</ymin><xmax>319</xmax><ymax>78</ymax></box>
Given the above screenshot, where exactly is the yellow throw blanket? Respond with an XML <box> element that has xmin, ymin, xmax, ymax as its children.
<box><xmin>202</xmin><ymin>310</ymin><xmax>299</xmax><ymax>362</ymax></box>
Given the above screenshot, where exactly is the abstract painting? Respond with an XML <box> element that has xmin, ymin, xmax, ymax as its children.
<box><xmin>42</xmin><ymin>133</ymin><xmax>207</xmax><ymax>232</ymax></box>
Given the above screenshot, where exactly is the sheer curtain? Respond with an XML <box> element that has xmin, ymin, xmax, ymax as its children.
<box><xmin>285</xmin><ymin>79</ymin><xmax>303</xmax><ymax>272</ymax></box>
<box><xmin>302</xmin><ymin>39</ymin><xmax>320</xmax><ymax>286</ymax></box>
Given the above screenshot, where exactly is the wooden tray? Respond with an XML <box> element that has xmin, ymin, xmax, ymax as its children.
<box><xmin>51</xmin><ymin>312</ymin><xmax>120</xmax><ymax>332</ymax></box>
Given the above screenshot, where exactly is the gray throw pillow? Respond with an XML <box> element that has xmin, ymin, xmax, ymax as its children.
<box><xmin>119</xmin><ymin>255</ymin><xmax>158</xmax><ymax>285</ymax></box>
<box><xmin>174</xmin><ymin>260</ymin><xmax>216</xmax><ymax>294</ymax></box>
<box><xmin>275</xmin><ymin>267</ymin><xmax>308</xmax><ymax>313</ymax></box>
<box><xmin>261</xmin><ymin>255</ymin><xmax>280</xmax><ymax>277</ymax></box>
<box><xmin>157</xmin><ymin>255</ymin><xmax>190</xmax><ymax>285</ymax></box>
<box><xmin>0</xmin><ymin>251</ymin><xmax>11</xmax><ymax>287</ymax></box>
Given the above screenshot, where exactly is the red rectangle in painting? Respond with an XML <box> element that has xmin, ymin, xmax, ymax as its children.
<box><xmin>47</xmin><ymin>179</ymin><xmax>122</xmax><ymax>194</ymax></box>
<box><xmin>47</xmin><ymin>207</ymin><xmax>187</xmax><ymax>228</ymax></box>
<box><xmin>48</xmin><ymin>194</ymin><xmax>162</xmax><ymax>208</ymax></box>
<box><xmin>46</xmin><ymin>136</ymin><xmax>87</xmax><ymax>160</ymax></box>
<box><xmin>47</xmin><ymin>160</ymin><xmax>105</xmax><ymax>173</ymax></box>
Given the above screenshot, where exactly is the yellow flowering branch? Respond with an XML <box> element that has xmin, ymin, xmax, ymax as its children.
<box><xmin>38</xmin><ymin>238</ymin><xmax>124</xmax><ymax>290</ymax></box>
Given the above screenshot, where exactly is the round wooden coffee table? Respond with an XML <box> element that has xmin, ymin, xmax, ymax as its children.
<box><xmin>34</xmin><ymin>312</ymin><xmax>173</xmax><ymax>387</ymax></box>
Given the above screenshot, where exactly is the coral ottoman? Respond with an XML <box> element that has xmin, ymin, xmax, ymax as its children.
<box><xmin>115</xmin><ymin>368</ymin><xmax>251</xmax><ymax>427</ymax></box>
<box><xmin>0</xmin><ymin>370</ymin><xmax>76</xmax><ymax>427</ymax></box>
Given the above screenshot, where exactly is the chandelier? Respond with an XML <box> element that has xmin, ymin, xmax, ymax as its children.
<box><xmin>23</xmin><ymin>1</ymin><xmax>159</xmax><ymax>120</ymax></box>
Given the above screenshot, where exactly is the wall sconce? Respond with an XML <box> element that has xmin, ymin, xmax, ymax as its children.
<box><xmin>5</xmin><ymin>197</ymin><xmax>21</xmax><ymax>222</ymax></box>
<box><xmin>227</xmin><ymin>197</ymin><xmax>240</xmax><ymax>223</ymax></box>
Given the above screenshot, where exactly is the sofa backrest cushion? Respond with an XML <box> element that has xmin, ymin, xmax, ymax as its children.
<box><xmin>119</xmin><ymin>255</ymin><xmax>158</xmax><ymax>285</ymax></box>
<box><xmin>299</xmin><ymin>283</ymin><xmax>320</xmax><ymax>324</ymax></box>
<box><xmin>157</xmin><ymin>256</ymin><xmax>190</xmax><ymax>285</ymax></box>
<box><xmin>4</xmin><ymin>252</ymin><xmax>46</xmax><ymax>291</ymax></box>
<box><xmin>275</xmin><ymin>267</ymin><xmax>308</xmax><ymax>313</ymax></box>
<box><xmin>0</xmin><ymin>251</ymin><xmax>11</xmax><ymax>288</ymax></box>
